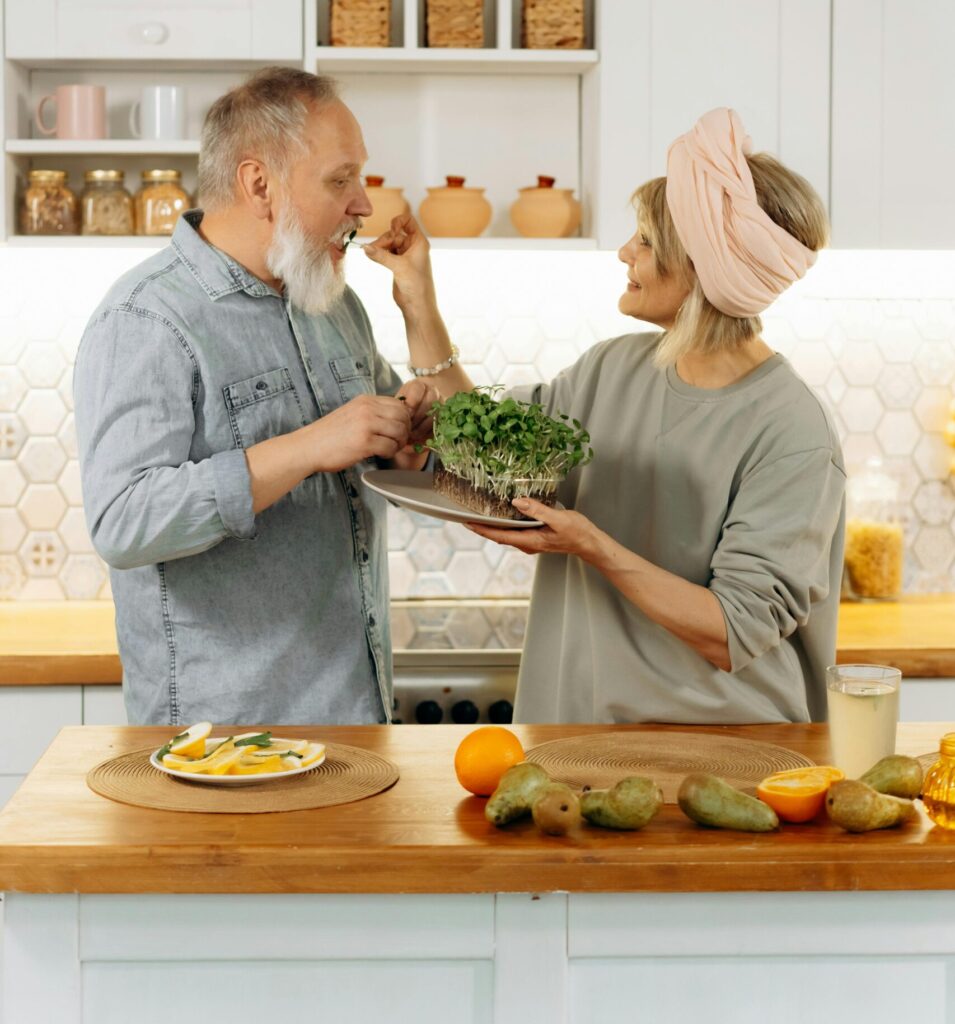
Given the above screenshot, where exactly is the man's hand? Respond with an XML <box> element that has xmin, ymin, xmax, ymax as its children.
<box><xmin>395</xmin><ymin>378</ymin><xmax>439</xmax><ymax>450</ymax></box>
<box><xmin>361</xmin><ymin>213</ymin><xmax>435</xmax><ymax>312</ymax></box>
<box><xmin>308</xmin><ymin>393</ymin><xmax>412</xmax><ymax>473</ymax></box>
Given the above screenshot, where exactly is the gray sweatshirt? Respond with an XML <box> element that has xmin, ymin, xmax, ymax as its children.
<box><xmin>509</xmin><ymin>333</ymin><xmax>846</xmax><ymax>725</ymax></box>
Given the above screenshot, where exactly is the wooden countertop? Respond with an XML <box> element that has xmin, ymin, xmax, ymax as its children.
<box><xmin>1</xmin><ymin>722</ymin><xmax>954</xmax><ymax>895</ymax></box>
<box><xmin>2</xmin><ymin>596</ymin><xmax>955</xmax><ymax>684</ymax></box>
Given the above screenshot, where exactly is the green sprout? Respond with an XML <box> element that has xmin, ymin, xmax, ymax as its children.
<box><xmin>426</xmin><ymin>387</ymin><xmax>593</xmax><ymax>501</ymax></box>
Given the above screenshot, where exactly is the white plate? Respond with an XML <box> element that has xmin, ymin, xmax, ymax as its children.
<box><xmin>361</xmin><ymin>469</ymin><xmax>548</xmax><ymax>528</ymax></box>
<box><xmin>150</xmin><ymin>737</ymin><xmax>326</xmax><ymax>786</ymax></box>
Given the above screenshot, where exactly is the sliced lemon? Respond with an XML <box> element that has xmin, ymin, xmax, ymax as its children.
<box><xmin>301</xmin><ymin>742</ymin><xmax>326</xmax><ymax>768</ymax></box>
<box><xmin>229</xmin><ymin>754</ymin><xmax>284</xmax><ymax>775</ymax></box>
<box><xmin>234</xmin><ymin>731</ymin><xmax>272</xmax><ymax>743</ymax></box>
<box><xmin>268</xmin><ymin>737</ymin><xmax>309</xmax><ymax>754</ymax></box>
<box><xmin>160</xmin><ymin>752</ymin><xmax>202</xmax><ymax>770</ymax></box>
<box><xmin>162</xmin><ymin>739</ymin><xmax>243</xmax><ymax>775</ymax></box>
<box><xmin>166</xmin><ymin>721</ymin><xmax>212</xmax><ymax>759</ymax></box>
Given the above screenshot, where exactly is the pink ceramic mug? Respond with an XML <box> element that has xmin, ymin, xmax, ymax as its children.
<box><xmin>35</xmin><ymin>85</ymin><xmax>106</xmax><ymax>140</ymax></box>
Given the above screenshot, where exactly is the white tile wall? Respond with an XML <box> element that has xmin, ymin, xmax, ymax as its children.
<box><xmin>0</xmin><ymin>244</ymin><xmax>954</xmax><ymax>600</ymax></box>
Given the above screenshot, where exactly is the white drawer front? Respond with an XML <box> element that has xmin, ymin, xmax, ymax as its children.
<box><xmin>55</xmin><ymin>0</ymin><xmax>254</xmax><ymax>60</ymax></box>
<box><xmin>0</xmin><ymin>687</ymin><xmax>81</xmax><ymax>774</ymax></box>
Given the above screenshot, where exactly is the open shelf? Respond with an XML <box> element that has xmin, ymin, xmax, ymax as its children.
<box><xmin>309</xmin><ymin>46</ymin><xmax>598</xmax><ymax>74</ymax></box>
<box><xmin>6</xmin><ymin>139</ymin><xmax>200</xmax><ymax>155</ymax></box>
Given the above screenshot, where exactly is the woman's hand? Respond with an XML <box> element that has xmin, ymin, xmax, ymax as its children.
<box><xmin>362</xmin><ymin>213</ymin><xmax>436</xmax><ymax>313</ymax></box>
<box><xmin>466</xmin><ymin>497</ymin><xmax>604</xmax><ymax>561</ymax></box>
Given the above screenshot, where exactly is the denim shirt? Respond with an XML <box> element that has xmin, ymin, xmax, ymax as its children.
<box><xmin>73</xmin><ymin>211</ymin><xmax>400</xmax><ymax>726</ymax></box>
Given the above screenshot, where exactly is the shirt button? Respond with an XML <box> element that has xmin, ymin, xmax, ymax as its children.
<box><xmin>255</xmin><ymin>380</ymin><xmax>267</xmax><ymax>391</ymax></box>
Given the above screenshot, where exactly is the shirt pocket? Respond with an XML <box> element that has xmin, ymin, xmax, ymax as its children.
<box><xmin>330</xmin><ymin>354</ymin><xmax>374</xmax><ymax>404</ymax></box>
<box><xmin>223</xmin><ymin>366</ymin><xmax>308</xmax><ymax>448</ymax></box>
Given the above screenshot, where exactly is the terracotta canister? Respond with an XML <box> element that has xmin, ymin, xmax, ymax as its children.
<box><xmin>361</xmin><ymin>175</ymin><xmax>410</xmax><ymax>237</ymax></box>
<box><xmin>418</xmin><ymin>176</ymin><xmax>492</xmax><ymax>237</ymax></box>
<box><xmin>510</xmin><ymin>175</ymin><xmax>581</xmax><ymax>238</ymax></box>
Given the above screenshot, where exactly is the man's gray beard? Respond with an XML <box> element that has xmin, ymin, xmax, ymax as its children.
<box><xmin>265</xmin><ymin>205</ymin><xmax>347</xmax><ymax>316</ymax></box>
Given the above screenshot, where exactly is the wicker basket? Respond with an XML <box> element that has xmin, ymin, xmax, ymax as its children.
<box><xmin>426</xmin><ymin>0</ymin><xmax>484</xmax><ymax>48</ymax></box>
<box><xmin>522</xmin><ymin>0</ymin><xmax>585</xmax><ymax>49</ymax></box>
<box><xmin>330</xmin><ymin>0</ymin><xmax>391</xmax><ymax>47</ymax></box>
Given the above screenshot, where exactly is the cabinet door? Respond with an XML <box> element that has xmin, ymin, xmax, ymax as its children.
<box><xmin>0</xmin><ymin>686</ymin><xmax>82</xmax><ymax>774</ymax></box>
<box><xmin>5</xmin><ymin>0</ymin><xmax>302</xmax><ymax>61</ymax></box>
<box><xmin>832</xmin><ymin>0</ymin><xmax>955</xmax><ymax>248</ymax></box>
<box><xmin>587</xmin><ymin>0</ymin><xmax>830</xmax><ymax>249</ymax></box>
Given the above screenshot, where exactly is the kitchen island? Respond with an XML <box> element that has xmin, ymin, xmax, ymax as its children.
<box><xmin>2</xmin><ymin>722</ymin><xmax>955</xmax><ymax>1023</ymax></box>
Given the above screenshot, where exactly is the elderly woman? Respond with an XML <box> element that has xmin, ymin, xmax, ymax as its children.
<box><xmin>368</xmin><ymin>108</ymin><xmax>845</xmax><ymax>725</ymax></box>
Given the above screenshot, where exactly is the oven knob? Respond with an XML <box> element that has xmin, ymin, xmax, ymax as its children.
<box><xmin>488</xmin><ymin>700</ymin><xmax>513</xmax><ymax>724</ymax></box>
<box><xmin>415</xmin><ymin>700</ymin><xmax>443</xmax><ymax>724</ymax></box>
<box><xmin>451</xmin><ymin>699</ymin><xmax>479</xmax><ymax>724</ymax></box>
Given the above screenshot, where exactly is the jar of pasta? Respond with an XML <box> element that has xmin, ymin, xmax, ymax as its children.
<box><xmin>20</xmin><ymin>169</ymin><xmax>78</xmax><ymax>235</ymax></box>
<box><xmin>80</xmin><ymin>170</ymin><xmax>134</xmax><ymax>236</ymax></box>
<box><xmin>134</xmin><ymin>169</ymin><xmax>189</xmax><ymax>236</ymax></box>
<box><xmin>843</xmin><ymin>457</ymin><xmax>904</xmax><ymax>600</ymax></box>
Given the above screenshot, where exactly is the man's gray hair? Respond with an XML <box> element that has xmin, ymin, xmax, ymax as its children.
<box><xmin>198</xmin><ymin>66</ymin><xmax>339</xmax><ymax>210</ymax></box>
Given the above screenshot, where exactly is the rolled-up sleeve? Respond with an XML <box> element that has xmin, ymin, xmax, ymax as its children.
<box><xmin>709</xmin><ymin>448</ymin><xmax>846</xmax><ymax>673</ymax></box>
<box><xmin>74</xmin><ymin>307</ymin><xmax>256</xmax><ymax>571</ymax></box>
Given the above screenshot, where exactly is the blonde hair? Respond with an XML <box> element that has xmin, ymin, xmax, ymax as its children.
<box><xmin>198</xmin><ymin>67</ymin><xmax>339</xmax><ymax>210</ymax></box>
<box><xmin>634</xmin><ymin>153</ymin><xmax>830</xmax><ymax>368</ymax></box>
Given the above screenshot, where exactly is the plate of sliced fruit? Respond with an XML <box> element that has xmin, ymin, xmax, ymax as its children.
<box><xmin>149</xmin><ymin>722</ymin><xmax>327</xmax><ymax>786</ymax></box>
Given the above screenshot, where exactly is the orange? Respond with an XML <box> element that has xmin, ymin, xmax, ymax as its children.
<box><xmin>454</xmin><ymin>726</ymin><xmax>525</xmax><ymax>797</ymax></box>
<box><xmin>756</xmin><ymin>765</ymin><xmax>845</xmax><ymax>823</ymax></box>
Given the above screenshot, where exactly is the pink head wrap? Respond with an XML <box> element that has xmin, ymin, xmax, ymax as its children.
<box><xmin>665</xmin><ymin>108</ymin><xmax>817</xmax><ymax>318</ymax></box>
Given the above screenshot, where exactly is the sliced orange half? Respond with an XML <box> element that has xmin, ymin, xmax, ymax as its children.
<box><xmin>756</xmin><ymin>765</ymin><xmax>845</xmax><ymax>823</ymax></box>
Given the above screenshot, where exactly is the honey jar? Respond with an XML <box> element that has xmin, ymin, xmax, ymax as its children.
<box><xmin>20</xmin><ymin>169</ymin><xmax>78</xmax><ymax>235</ymax></box>
<box><xmin>134</xmin><ymin>169</ymin><xmax>190</xmax><ymax>236</ymax></box>
<box><xmin>921</xmin><ymin>733</ymin><xmax>955</xmax><ymax>829</ymax></box>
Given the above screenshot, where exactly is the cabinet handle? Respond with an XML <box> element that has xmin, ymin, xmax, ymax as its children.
<box><xmin>137</xmin><ymin>22</ymin><xmax>169</xmax><ymax>45</ymax></box>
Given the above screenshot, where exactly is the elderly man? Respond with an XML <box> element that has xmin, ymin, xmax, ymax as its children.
<box><xmin>73</xmin><ymin>67</ymin><xmax>445</xmax><ymax>726</ymax></box>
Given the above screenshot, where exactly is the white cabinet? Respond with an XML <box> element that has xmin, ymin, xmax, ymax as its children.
<box><xmin>0</xmin><ymin>685</ymin><xmax>125</xmax><ymax>811</ymax></box>
<box><xmin>1</xmin><ymin>0</ymin><xmax>603</xmax><ymax>246</ymax></box>
<box><xmin>832</xmin><ymin>0</ymin><xmax>955</xmax><ymax>248</ymax></box>
<box><xmin>1</xmin><ymin>0</ymin><xmax>304</xmax><ymax>242</ymax></box>
<box><xmin>0</xmin><ymin>686</ymin><xmax>82</xmax><ymax>774</ymax></box>
<box><xmin>5</xmin><ymin>0</ymin><xmax>302</xmax><ymax>62</ymax></box>
<box><xmin>585</xmin><ymin>0</ymin><xmax>831</xmax><ymax>247</ymax></box>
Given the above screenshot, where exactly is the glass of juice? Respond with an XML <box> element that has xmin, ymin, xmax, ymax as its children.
<box><xmin>825</xmin><ymin>664</ymin><xmax>901</xmax><ymax>779</ymax></box>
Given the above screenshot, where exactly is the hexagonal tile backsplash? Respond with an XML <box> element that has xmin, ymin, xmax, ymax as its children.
<box><xmin>0</xmin><ymin>246</ymin><xmax>954</xmax><ymax>601</ymax></box>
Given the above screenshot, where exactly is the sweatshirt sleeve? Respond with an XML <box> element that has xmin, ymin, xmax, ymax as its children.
<box><xmin>709</xmin><ymin>447</ymin><xmax>846</xmax><ymax>673</ymax></box>
<box><xmin>73</xmin><ymin>307</ymin><xmax>256</xmax><ymax>571</ymax></box>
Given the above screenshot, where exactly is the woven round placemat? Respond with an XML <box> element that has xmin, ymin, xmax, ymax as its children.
<box><xmin>86</xmin><ymin>743</ymin><xmax>399</xmax><ymax>814</ymax></box>
<box><xmin>526</xmin><ymin>731</ymin><xmax>814</xmax><ymax>803</ymax></box>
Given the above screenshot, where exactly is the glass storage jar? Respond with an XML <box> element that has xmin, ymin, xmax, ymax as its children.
<box><xmin>80</xmin><ymin>170</ymin><xmax>134</xmax><ymax>236</ymax></box>
<box><xmin>843</xmin><ymin>457</ymin><xmax>904</xmax><ymax>600</ymax></box>
<box><xmin>134</xmin><ymin>169</ymin><xmax>189</xmax><ymax>236</ymax></box>
<box><xmin>922</xmin><ymin>733</ymin><xmax>955</xmax><ymax>829</ymax></box>
<box><xmin>20</xmin><ymin>169</ymin><xmax>78</xmax><ymax>235</ymax></box>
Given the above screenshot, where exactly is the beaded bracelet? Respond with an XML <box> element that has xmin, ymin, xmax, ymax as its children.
<box><xmin>408</xmin><ymin>343</ymin><xmax>459</xmax><ymax>378</ymax></box>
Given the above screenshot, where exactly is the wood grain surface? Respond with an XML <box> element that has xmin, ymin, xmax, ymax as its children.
<box><xmin>3</xmin><ymin>596</ymin><xmax>954</xmax><ymax>684</ymax></box>
<box><xmin>1</xmin><ymin>722</ymin><xmax>954</xmax><ymax>895</ymax></box>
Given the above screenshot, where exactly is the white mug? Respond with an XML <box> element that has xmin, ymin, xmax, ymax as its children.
<box><xmin>129</xmin><ymin>85</ymin><xmax>186</xmax><ymax>141</ymax></box>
